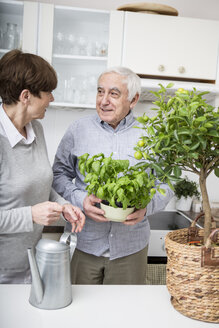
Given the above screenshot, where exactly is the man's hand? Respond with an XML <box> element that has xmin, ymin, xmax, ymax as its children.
<box><xmin>83</xmin><ymin>194</ymin><xmax>109</xmax><ymax>222</ymax></box>
<box><xmin>123</xmin><ymin>208</ymin><xmax>147</xmax><ymax>226</ymax></box>
<box><xmin>62</xmin><ymin>204</ymin><xmax>85</xmax><ymax>233</ymax></box>
<box><xmin>32</xmin><ymin>201</ymin><xmax>63</xmax><ymax>226</ymax></box>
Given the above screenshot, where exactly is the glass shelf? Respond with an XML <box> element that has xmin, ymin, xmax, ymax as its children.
<box><xmin>53</xmin><ymin>54</ymin><xmax>108</xmax><ymax>61</ymax></box>
<box><xmin>0</xmin><ymin>48</ymin><xmax>10</xmax><ymax>53</ymax></box>
<box><xmin>51</xmin><ymin>6</ymin><xmax>110</xmax><ymax>109</ymax></box>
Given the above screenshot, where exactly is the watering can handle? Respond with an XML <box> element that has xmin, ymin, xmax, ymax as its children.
<box><xmin>59</xmin><ymin>232</ymin><xmax>77</xmax><ymax>259</ymax></box>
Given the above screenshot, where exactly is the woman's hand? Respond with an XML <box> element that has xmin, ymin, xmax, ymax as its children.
<box><xmin>62</xmin><ymin>204</ymin><xmax>85</xmax><ymax>233</ymax></box>
<box><xmin>123</xmin><ymin>208</ymin><xmax>147</xmax><ymax>226</ymax></box>
<box><xmin>32</xmin><ymin>201</ymin><xmax>63</xmax><ymax>226</ymax></box>
<box><xmin>83</xmin><ymin>194</ymin><xmax>108</xmax><ymax>223</ymax></box>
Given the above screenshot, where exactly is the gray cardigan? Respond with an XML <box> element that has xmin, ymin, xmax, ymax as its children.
<box><xmin>0</xmin><ymin>120</ymin><xmax>66</xmax><ymax>283</ymax></box>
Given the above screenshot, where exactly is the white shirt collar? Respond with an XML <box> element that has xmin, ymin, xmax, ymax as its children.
<box><xmin>0</xmin><ymin>104</ymin><xmax>36</xmax><ymax>148</ymax></box>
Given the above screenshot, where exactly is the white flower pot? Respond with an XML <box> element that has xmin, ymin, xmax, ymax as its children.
<box><xmin>100</xmin><ymin>203</ymin><xmax>135</xmax><ymax>222</ymax></box>
<box><xmin>176</xmin><ymin>196</ymin><xmax>192</xmax><ymax>211</ymax></box>
<box><xmin>164</xmin><ymin>196</ymin><xmax>176</xmax><ymax>211</ymax></box>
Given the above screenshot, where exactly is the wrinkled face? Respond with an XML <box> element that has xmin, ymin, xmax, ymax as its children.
<box><xmin>28</xmin><ymin>91</ymin><xmax>54</xmax><ymax>120</ymax></box>
<box><xmin>96</xmin><ymin>72</ymin><xmax>135</xmax><ymax>129</ymax></box>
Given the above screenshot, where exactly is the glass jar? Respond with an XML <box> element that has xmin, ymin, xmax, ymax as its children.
<box><xmin>3</xmin><ymin>23</ymin><xmax>18</xmax><ymax>49</ymax></box>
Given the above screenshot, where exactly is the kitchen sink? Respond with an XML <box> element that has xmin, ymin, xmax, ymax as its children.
<box><xmin>148</xmin><ymin>210</ymin><xmax>202</xmax><ymax>230</ymax></box>
<box><xmin>147</xmin><ymin>210</ymin><xmax>202</xmax><ymax>258</ymax></box>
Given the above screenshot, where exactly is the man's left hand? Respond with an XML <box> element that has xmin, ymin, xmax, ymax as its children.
<box><xmin>62</xmin><ymin>204</ymin><xmax>85</xmax><ymax>233</ymax></box>
<box><xmin>123</xmin><ymin>208</ymin><xmax>147</xmax><ymax>226</ymax></box>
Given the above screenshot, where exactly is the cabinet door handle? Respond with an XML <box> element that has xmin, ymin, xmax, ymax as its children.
<box><xmin>158</xmin><ymin>64</ymin><xmax>165</xmax><ymax>72</ymax></box>
<box><xmin>178</xmin><ymin>66</ymin><xmax>186</xmax><ymax>74</ymax></box>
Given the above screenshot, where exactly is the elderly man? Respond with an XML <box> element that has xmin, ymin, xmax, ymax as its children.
<box><xmin>52</xmin><ymin>67</ymin><xmax>173</xmax><ymax>284</ymax></box>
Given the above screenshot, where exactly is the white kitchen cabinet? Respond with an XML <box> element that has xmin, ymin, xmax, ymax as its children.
<box><xmin>108</xmin><ymin>11</ymin><xmax>219</xmax><ymax>82</ymax></box>
<box><xmin>0</xmin><ymin>2</ymin><xmax>110</xmax><ymax>109</ymax></box>
<box><xmin>0</xmin><ymin>0</ymin><xmax>38</xmax><ymax>57</ymax></box>
<box><xmin>38</xmin><ymin>4</ymin><xmax>110</xmax><ymax>108</ymax></box>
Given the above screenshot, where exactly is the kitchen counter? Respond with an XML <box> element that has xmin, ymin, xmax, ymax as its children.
<box><xmin>0</xmin><ymin>285</ymin><xmax>215</xmax><ymax>328</ymax></box>
<box><xmin>43</xmin><ymin>210</ymin><xmax>219</xmax><ymax>233</ymax></box>
<box><xmin>180</xmin><ymin>210</ymin><xmax>219</xmax><ymax>228</ymax></box>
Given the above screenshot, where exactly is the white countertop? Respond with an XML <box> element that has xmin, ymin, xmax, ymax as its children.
<box><xmin>0</xmin><ymin>285</ymin><xmax>215</xmax><ymax>328</ymax></box>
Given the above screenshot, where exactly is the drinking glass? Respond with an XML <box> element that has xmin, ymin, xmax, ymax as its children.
<box><xmin>3</xmin><ymin>23</ymin><xmax>16</xmax><ymax>49</ymax></box>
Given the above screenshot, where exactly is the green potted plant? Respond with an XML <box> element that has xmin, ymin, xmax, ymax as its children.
<box><xmin>135</xmin><ymin>84</ymin><xmax>219</xmax><ymax>323</ymax></box>
<box><xmin>174</xmin><ymin>176</ymin><xmax>200</xmax><ymax>211</ymax></box>
<box><xmin>78</xmin><ymin>152</ymin><xmax>165</xmax><ymax>222</ymax></box>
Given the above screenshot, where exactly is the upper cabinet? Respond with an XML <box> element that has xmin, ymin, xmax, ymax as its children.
<box><xmin>38</xmin><ymin>4</ymin><xmax>110</xmax><ymax>108</ymax></box>
<box><xmin>0</xmin><ymin>2</ymin><xmax>110</xmax><ymax>109</ymax></box>
<box><xmin>108</xmin><ymin>11</ymin><xmax>219</xmax><ymax>83</ymax></box>
<box><xmin>0</xmin><ymin>1</ymin><xmax>38</xmax><ymax>57</ymax></box>
<box><xmin>1</xmin><ymin>4</ymin><xmax>219</xmax><ymax>106</ymax></box>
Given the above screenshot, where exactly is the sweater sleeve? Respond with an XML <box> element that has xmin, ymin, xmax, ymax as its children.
<box><xmin>0</xmin><ymin>206</ymin><xmax>33</xmax><ymax>234</ymax></box>
<box><xmin>49</xmin><ymin>187</ymin><xmax>68</xmax><ymax>205</ymax></box>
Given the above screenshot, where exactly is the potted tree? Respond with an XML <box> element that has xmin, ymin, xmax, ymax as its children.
<box><xmin>174</xmin><ymin>176</ymin><xmax>200</xmax><ymax>211</ymax></box>
<box><xmin>78</xmin><ymin>152</ymin><xmax>165</xmax><ymax>222</ymax></box>
<box><xmin>135</xmin><ymin>84</ymin><xmax>219</xmax><ymax>323</ymax></box>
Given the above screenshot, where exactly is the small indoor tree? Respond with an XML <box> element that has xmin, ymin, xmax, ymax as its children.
<box><xmin>135</xmin><ymin>84</ymin><xmax>219</xmax><ymax>242</ymax></box>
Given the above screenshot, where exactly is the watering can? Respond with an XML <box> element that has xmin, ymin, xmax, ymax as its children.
<box><xmin>27</xmin><ymin>232</ymin><xmax>76</xmax><ymax>310</ymax></box>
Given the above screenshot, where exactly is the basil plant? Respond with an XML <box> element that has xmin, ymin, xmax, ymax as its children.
<box><xmin>78</xmin><ymin>153</ymin><xmax>165</xmax><ymax>210</ymax></box>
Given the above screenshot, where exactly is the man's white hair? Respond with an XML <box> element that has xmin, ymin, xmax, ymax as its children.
<box><xmin>98</xmin><ymin>66</ymin><xmax>141</xmax><ymax>101</ymax></box>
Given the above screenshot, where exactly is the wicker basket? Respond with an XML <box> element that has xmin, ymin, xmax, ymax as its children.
<box><xmin>165</xmin><ymin>226</ymin><xmax>219</xmax><ymax>323</ymax></box>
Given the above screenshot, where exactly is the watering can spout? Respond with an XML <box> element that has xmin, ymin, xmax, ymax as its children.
<box><xmin>27</xmin><ymin>248</ymin><xmax>43</xmax><ymax>304</ymax></box>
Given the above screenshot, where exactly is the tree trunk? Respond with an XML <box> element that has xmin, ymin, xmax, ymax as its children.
<box><xmin>199</xmin><ymin>169</ymin><xmax>211</xmax><ymax>243</ymax></box>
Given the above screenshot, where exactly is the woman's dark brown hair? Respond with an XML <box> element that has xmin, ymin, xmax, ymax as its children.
<box><xmin>0</xmin><ymin>49</ymin><xmax>57</xmax><ymax>105</ymax></box>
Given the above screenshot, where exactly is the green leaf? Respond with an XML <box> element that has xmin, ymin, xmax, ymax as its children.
<box><xmin>84</xmin><ymin>173</ymin><xmax>94</xmax><ymax>183</ymax></box>
<box><xmin>78</xmin><ymin>153</ymin><xmax>89</xmax><ymax>162</ymax></box>
<box><xmin>96</xmin><ymin>186</ymin><xmax>104</xmax><ymax>199</ymax></box>
<box><xmin>117</xmin><ymin>188</ymin><xmax>124</xmax><ymax>200</ymax></box>
<box><xmin>157</xmin><ymin>188</ymin><xmax>166</xmax><ymax>196</ymax></box>
<box><xmin>150</xmin><ymin>188</ymin><xmax>156</xmax><ymax>197</ymax></box>
<box><xmin>190</xmin><ymin>153</ymin><xmax>199</xmax><ymax>159</ymax></box>
<box><xmin>151</xmin><ymin>163</ymin><xmax>165</xmax><ymax>174</ymax></box>
<box><xmin>179</xmin><ymin>107</ymin><xmax>188</xmax><ymax>116</ymax></box>
<box><xmin>91</xmin><ymin>161</ymin><xmax>101</xmax><ymax>174</ymax></box>
<box><xmin>167</xmin><ymin>179</ymin><xmax>174</xmax><ymax>190</ymax></box>
<box><xmin>136</xmin><ymin>175</ymin><xmax>144</xmax><ymax>187</ymax></box>
<box><xmin>166</xmin><ymin>83</ymin><xmax>174</xmax><ymax>88</ymax></box>
<box><xmin>148</xmin><ymin>126</ymin><xmax>155</xmax><ymax>135</ymax></box>
<box><xmin>136</xmin><ymin>117</ymin><xmax>147</xmax><ymax>124</ymax></box>
<box><xmin>85</xmin><ymin>157</ymin><xmax>94</xmax><ymax>172</ymax></box>
<box><xmin>206</xmin><ymin>130</ymin><xmax>219</xmax><ymax>137</ymax></box>
<box><xmin>178</xmin><ymin>128</ymin><xmax>191</xmax><ymax>135</ymax></box>
<box><xmin>204</xmin><ymin>123</ymin><xmax>213</xmax><ymax>128</ymax></box>
<box><xmin>189</xmin><ymin>141</ymin><xmax>200</xmax><ymax>151</ymax></box>
<box><xmin>173</xmin><ymin>166</ymin><xmax>182</xmax><ymax>178</ymax></box>
<box><xmin>79</xmin><ymin>163</ymin><xmax>86</xmax><ymax>176</ymax></box>
<box><xmin>173</xmin><ymin>130</ymin><xmax>179</xmax><ymax>141</ymax></box>
<box><xmin>100</xmin><ymin>165</ymin><xmax>106</xmax><ymax>179</ymax></box>
<box><xmin>195</xmin><ymin>116</ymin><xmax>207</xmax><ymax>122</ymax></box>
<box><xmin>214</xmin><ymin>167</ymin><xmax>219</xmax><ymax>177</ymax></box>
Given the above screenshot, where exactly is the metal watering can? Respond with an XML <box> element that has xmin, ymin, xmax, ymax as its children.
<box><xmin>27</xmin><ymin>232</ymin><xmax>77</xmax><ymax>310</ymax></box>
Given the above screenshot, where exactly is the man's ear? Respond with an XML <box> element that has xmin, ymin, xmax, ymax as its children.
<box><xmin>130</xmin><ymin>93</ymin><xmax>140</xmax><ymax>109</ymax></box>
<box><xmin>19</xmin><ymin>89</ymin><xmax>31</xmax><ymax>104</ymax></box>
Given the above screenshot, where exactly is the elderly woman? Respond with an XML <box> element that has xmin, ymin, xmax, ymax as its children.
<box><xmin>0</xmin><ymin>49</ymin><xmax>85</xmax><ymax>283</ymax></box>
